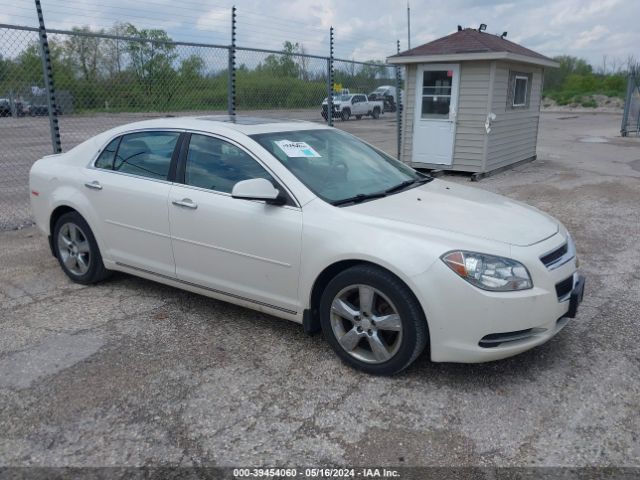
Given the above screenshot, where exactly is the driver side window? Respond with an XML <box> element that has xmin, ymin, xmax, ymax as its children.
<box><xmin>184</xmin><ymin>134</ymin><xmax>276</xmax><ymax>194</ymax></box>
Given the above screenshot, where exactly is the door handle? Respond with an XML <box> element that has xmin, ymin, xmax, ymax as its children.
<box><xmin>172</xmin><ymin>198</ymin><xmax>198</xmax><ymax>209</ymax></box>
<box><xmin>84</xmin><ymin>181</ymin><xmax>102</xmax><ymax>190</ymax></box>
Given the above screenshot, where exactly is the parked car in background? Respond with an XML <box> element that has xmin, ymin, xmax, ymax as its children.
<box><xmin>322</xmin><ymin>94</ymin><xmax>384</xmax><ymax>121</ymax></box>
<box><xmin>28</xmin><ymin>103</ymin><xmax>52</xmax><ymax>116</ymax></box>
<box><xmin>0</xmin><ymin>99</ymin><xmax>11</xmax><ymax>117</ymax></box>
<box><xmin>368</xmin><ymin>85</ymin><xmax>403</xmax><ymax>112</ymax></box>
<box><xmin>15</xmin><ymin>101</ymin><xmax>27</xmax><ymax>117</ymax></box>
<box><xmin>30</xmin><ymin>116</ymin><xmax>584</xmax><ymax>375</ymax></box>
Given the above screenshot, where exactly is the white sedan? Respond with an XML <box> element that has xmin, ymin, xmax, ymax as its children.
<box><xmin>29</xmin><ymin>116</ymin><xmax>584</xmax><ymax>375</ymax></box>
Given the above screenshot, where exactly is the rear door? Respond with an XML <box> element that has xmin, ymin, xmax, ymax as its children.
<box><xmin>85</xmin><ymin>130</ymin><xmax>182</xmax><ymax>277</ymax></box>
<box><xmin>168</xmin><ymin>133</ymin><xmax>303</xmax><ymax>314</ymax></box>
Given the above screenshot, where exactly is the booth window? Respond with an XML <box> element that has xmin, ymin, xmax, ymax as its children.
<box><xmin>508</xmin><ymin>71</ymin><xmax>532</xmax><ymax>109</ymax></box>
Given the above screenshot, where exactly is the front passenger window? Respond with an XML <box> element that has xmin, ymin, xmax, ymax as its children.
<box><xmin>185</xmin><ymin>134</ymin><xmax>276</xmax><ymax>194</ymax></box>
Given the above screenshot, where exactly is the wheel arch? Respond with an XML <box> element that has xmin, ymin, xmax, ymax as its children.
<box><xmin>48</xmin><ymin>205</ymin><xmax>79</xmax><ymax>257</ymax></box>
<box><xmin>306</xmin><ymin>259</ymin><xmax>429</xmax><ymax>336</ymax></box>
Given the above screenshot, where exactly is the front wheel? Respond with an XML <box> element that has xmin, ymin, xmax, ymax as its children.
<box><xmin>53</xmin><ymin>211</ymin><xmax>111</xmax><ymax>284</ymax></box>
<box><xmin>320</xmin><ymin>265</ymin><xmax>428</xmax><ymax>375</ymax></box>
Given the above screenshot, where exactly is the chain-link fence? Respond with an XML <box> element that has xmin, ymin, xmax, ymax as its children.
<box><xmin>621</xmin><ymin>71</ymin><xmax>640</xmax><ymax>136</ymax></box>
<box><xmin>0</xmin><ymin>26</ymin><xmax>51</xmax><ymax>229</ymax></box>
<box><xmin>235</xmin><ymin>47</ymin><xmax>330</xmax><ymax>122</ymax></box>
<box><xmin>0</xmin><ymin>21</ymin><xmax>401</xmax><ymax>230</ymax></box>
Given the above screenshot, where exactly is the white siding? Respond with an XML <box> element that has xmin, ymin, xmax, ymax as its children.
<box><xmin>450</xmin><ymin>62</ymin><xmax>490</xmax><ymax>171</ymax></box>
<box><xmin>486</xmin><ymin>61</ymin><xmax>543</xmax><ymax>171</ymax></box>
<box><xmin>400</xmin><ymin>64</ymin><xmax>416</xmax><ymax>163</ymax></box>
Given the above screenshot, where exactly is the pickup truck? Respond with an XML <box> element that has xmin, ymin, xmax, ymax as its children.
<box><xmin>321</xmin><ymin>93</ymin><xmax>384</xmax><ymax>121</ymax></box>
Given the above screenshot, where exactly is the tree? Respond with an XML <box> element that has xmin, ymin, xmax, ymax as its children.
<box><xmin>297</xmin><ymin>43</ymin><xmax>310</xmax><ymax>81</ymax></box>
<box><xmin>179</xmin><ymin>55</ymin><xmax>205</xmax><ymax>80</ymax></box>
<box><xmin>122</xmin><ymin>23</ymin><xmax>177</xmax><ymax>103</ymax></box>
<box><xmin>64</xmin><ymin>26</ymin><xmax>103</xmax><ymax>82</ymax></box>
<box><xmin>544</xmin><ymin>55</ymin><xmax>592</xmax><ymax>91</ymax></box>
<box><xmin>257</xmin><ymin>41</ymin><xmax>300</xmax><ymax>78</ymax></box>
<box><xmin>103</xmin><ymin>22</ymin><xmax>128</xmax><ymax>78</ymax></box>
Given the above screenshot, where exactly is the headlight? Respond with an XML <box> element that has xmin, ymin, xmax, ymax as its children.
<box><xmin>441</xmin><ymin>251</ymin><xmax>532</xmax><ymax>291</ymax></box>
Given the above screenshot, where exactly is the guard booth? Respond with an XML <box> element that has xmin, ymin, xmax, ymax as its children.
<box><xmin>388</xmin><ymin>27</ymin><xmax>558</xmax><ymax>177</ymax></box>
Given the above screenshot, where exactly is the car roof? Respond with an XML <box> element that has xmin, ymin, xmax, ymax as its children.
<box><xmin>106</xmin><ymin>115</ymin><xmax>331</xmax><ymax>137</ymax></box>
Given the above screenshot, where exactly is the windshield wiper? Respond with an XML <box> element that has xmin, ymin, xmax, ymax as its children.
<box><xmin>384</xmin><ymin>176</ymin><xmax>432</xmax><ymax>194</ymax></box>
<box><xmin>331</xmin><ymin>192</ymin><xmax>387</xmax><ymax>206</ymax></box>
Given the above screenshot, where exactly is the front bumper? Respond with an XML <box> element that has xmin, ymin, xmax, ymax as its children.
<box><xmin>321</xmin><ymin>105</ymin><xmax>343</xmax><ymax>118</ymax></box>
<box><xmin>411</xmin><ymin>234</ymin><xmax>584</xmax><ymax>363</ymax></box>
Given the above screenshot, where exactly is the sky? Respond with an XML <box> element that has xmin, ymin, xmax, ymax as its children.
<box><xmin>2</xmin><ymin>0</ymin><xmax>638</xmax><ymax>69</ymax></box>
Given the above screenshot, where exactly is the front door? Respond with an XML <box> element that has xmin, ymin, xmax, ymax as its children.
<box><xmin>168</xmin><ymin>133</ymin><xmax>303</xmax><ymax>314</ymax></box>
<box><xmin>413</xmin><ymin>64</ymin><xmax>460</xmax><ymax>165</ymax></box>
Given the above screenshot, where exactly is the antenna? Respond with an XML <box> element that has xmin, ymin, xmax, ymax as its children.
<box><xmin>407</xmin><ymin>2</ymin><xmax>411</xmax><ymax>49</ymax></box>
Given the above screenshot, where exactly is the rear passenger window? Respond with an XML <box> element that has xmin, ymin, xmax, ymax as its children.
<box><xmin>95</xmin><ymin>137</ymin><xmax>120</xmax><ymax>170</ymax></box>
<box><xmin>185</xmin><ymin>134</ymin><xmax>276</xmax><ymax>194</ymax></box>
<box><xmin>114</xmin><ymin>131</ymin><xmax>180</xmax><ymax>180</ymax></box>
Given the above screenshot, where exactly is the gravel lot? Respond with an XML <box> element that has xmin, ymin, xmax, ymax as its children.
<box><xmin>1</xmin><ymin>112</ymin><xmax>639</xmax><ymax>469</ymax></box>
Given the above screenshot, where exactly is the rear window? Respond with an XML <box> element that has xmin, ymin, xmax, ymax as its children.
<box><xmin>108</xmin><ymin>131</ymin><xmax>180</xmax><ymax>180</ymax></box>
<box><xmin>95</xmin><ymin>137</ymin><xmax>120</xmax><ymax>170</ymax></box>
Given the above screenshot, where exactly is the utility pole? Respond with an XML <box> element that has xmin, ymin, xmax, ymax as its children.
<box><xmin>407</xmin><ymin>2</ymin><xmax>411</xmax><ymax>50</ymax></box>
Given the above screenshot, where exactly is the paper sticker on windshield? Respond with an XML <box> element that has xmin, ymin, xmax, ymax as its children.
<box><xmin>275</xmin><ymin>140</ymin><xmax>321</xmax><ymax>158</ymax></box>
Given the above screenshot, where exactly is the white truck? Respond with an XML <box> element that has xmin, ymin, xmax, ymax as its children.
<box><xmin>321</xmin><ymin>93</ymin><xmax>384</xmax><ymax>121</ymax></box>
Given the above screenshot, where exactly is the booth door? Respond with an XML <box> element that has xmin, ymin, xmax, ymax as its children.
<box><xmin>412</xmin><ymin>64</ymin><xmax>460</xmax><ymax>165</ymax></box>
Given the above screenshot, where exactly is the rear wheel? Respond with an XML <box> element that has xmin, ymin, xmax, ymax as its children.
<box><xmin>320</xmin><ymin>265</ymin><xmax>428</xmax><ymax>375</ymax></box>
<box><xmin>341</xmin><ymin>109</ymin><xmax>350</xmax><ymax>121</ymax></box>
<box><xmin>372</xmin><ymin>107</ymin><xmax>380</xmax><ymax>119</ymax></box>
<box><xmin>53</xmin><ymin>212</ymin><xmax>110</xmax><ymax>284</ymax></box>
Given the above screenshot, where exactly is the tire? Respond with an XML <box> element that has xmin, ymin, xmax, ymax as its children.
<box><xmin>53</xmin><ymin>211</ymin><xmax>111</xmax><ymax>285</ymax></box>
<box><xmin>322</xmin><ymin>111</ymin><xmax>328</xmax><ymax>121</ymax></box>
<box><xmin>372</xmin><ymin>108</ymin><xmax>380</xmax><ymax>119</ymax></box>
<box><xmin>319</xmin><ymin>264</ymin><xmax>428</xmax><ymax>375</ymax></box>
<box><xmin>341</xmin><ymin>109</ymin><xmax>350</xmax><ymax>121</ymax></box>
<box><xmin>355</xmin><ymin>115</ymin><xmax>362</xmax><ymax>120</ymax></box>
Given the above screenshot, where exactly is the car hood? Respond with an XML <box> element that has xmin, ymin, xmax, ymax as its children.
<box><xmin>347</xmin><ymin>180</ymin><xmax>559</xmax><ymax>247</ymax></box>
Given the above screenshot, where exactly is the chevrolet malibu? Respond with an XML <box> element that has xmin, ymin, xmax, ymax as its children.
<box><xmin>29</xmin><ymin>116</ymin><xmax>584</xmax><ymax>375</ymax></box>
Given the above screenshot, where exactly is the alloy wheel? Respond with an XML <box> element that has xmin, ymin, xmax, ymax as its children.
<box><xmin>330</xmin><ymin>284</ymin><xmax>403</xmax><ymax>364</ymax></box>
<box><xmin>57</xmin><ymin>222</ymin><xmax>91</xmax><ymax>276</ymax></box>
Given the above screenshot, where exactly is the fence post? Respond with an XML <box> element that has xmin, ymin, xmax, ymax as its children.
<box><xmin>227</xmin><ymin>5</ymin><xmax>236</xmax><ymax>118</ymax></box>
<box><xmin>395</xmin><ymin>40</ymin><xmax>402</xmax><ymax>160</ymax></box>
<box><xmin>326</xmin><ymin>27</ymin><xmax>334</xmax><ymax>127</ymax></box>
<box><xmin>34</xmin><ymin>0</ymin><xmax>61</xmax><ymax>153</ymax></box>
<box><xmin>621</xmin><ymin>72</ymin><xmax>634</xmax><ymax>137</ymax></box>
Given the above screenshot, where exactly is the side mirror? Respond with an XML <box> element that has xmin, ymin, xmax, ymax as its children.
<box><xmin>231</xmin><ymin>178</ymin><xmax>286</xmax><ymax>205</ymax></box>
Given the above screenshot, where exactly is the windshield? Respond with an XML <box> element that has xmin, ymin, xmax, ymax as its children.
<box><xmin>250</xmin><ymin>129</ymin><xmax>424</xmax><ymax>205</ymax></box>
